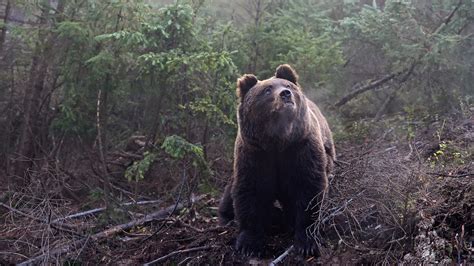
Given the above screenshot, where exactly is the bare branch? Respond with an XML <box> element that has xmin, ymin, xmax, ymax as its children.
<box><xmin>335</xmin><ymin>72</ymin><xmax>401</xmax><ymax>107</ymax></box>
<box><xmin>269</xmin><ymin>245</ymin><xmax>294</xmax><ymax>266</ymax></box>
<box><xmin>52</xmin><ymin>199</ymin><xmax>161</xmax><ymax>222</ymax></box>
<box><xmin>432</xmin><ymin>0</ymin><xmax>464</xmax><ymax>36</ymax></box>
<box><xmin>425</xmin><ymin>172</ymin><xmax>473</xmax><ymax>178</ymax></box>
<box><xmin>143</xmin><ymin>245</ymin><xmax>218</xmax><ymax>265</ymax></box>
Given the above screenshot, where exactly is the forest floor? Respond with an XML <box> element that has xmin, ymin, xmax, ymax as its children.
<box><xmin>0</xmin><ymin>112</ymin><xmax>473</xmax><ymax>265</ymax></box>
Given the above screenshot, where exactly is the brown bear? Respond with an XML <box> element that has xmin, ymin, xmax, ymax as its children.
<box><xmin>218</xmin><ymin>64</ymin><xmax>336</xmax><ymax>256</ymax></box>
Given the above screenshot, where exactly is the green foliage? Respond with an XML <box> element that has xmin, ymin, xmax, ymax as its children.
<box><xmin>334</xmin><ymin>0</ymin><xmax>473</xmax><ymax>117</ymax></box>
<box><xmin>162</xmin><ymin>135</ymin><xmax>203</xmax><ymax>160</ymax></box>
<box><xmin>341</xmin><ymin>2</ymin><xmax>425</xmax><ymax>70</ymax></box>
<box><xmin>56</xmin><ymin>21</ymin><xmax>91</xmax><ymax>45</ymax></box>
<box><xmin>427</xmin><ymin>118</ymin><xmax>470</xmax><ymax>168</ymax></box>
<box><xmin>185</xmin><ymin>96</ymin><xmax>236</xmax><ymax>127</ymax></box>
<box><xmin>428</xmin><ymin>140</ymin><xmax>468</xmax><ymax>168</ymax></box>
<box><xmin>46</xmin><ymin>0</ymin><xmax>238</xmax><ymax>146</ymax></box>
<box><xmin>260</xmin><ymin>1</ymin><xmax>344</xmax><ymax>84</ymax></box>
<box><xmin>3</xmin><ymin>0</ymin><xmax>473</xmax><ymax>197</ymax></box>
<box><xmin>225</xmin><ymin>0</ymin><xmax>344</xmax><ymax>87</ymax></box>
<box><xmin>125</xmin><ymin>151</ymin><xmax>157</xmax><ymax>182</ymax></box>
<box><xmin>161</xmin><ymin>134</ymin><xmax>212</xmax><ymax>178</ymax></box>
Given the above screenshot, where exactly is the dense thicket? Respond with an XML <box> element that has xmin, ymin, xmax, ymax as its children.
<box><xmin>1</xmin><ymin>0</ymin><xmax>471</xmax><ymax>182</ymax></box>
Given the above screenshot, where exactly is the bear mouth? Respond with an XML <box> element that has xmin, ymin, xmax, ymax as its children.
<box><xmin>271</xmin><ymin>99</ymin><xmax>296</xmax><ymax>114</ymax></box>
<box><xmin>281</xmin><ymin>100</ymin><xmax>295</xmax><ymax>109</ymax></box>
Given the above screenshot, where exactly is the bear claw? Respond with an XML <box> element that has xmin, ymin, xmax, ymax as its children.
<box><xmin>236</xmin><ymin>231</ymin><xmax>263</xmax><ymax>257</ymax></box>
<box><xmin>294</xmin><ymin>235</ymin><xmax>319</xmax><ymax>257</ymax></box>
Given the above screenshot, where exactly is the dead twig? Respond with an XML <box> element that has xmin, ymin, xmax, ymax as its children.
<box><xmin>425</xmin><ymin>172</ymin><xmax>473</xmax><ymax>178</ymax></box>
<box><xmin>52</xmin><ymin>199</ymin><xmax>161</xmax><ymax>222</ymax></box>
<box><xmin>269</xmin><ymin>245</ymin><xmax>294</xmax><ymax>266</ymax></box>
<box><xmin>143</xmin><ymin>245</ymin><xmax>218</xmax><ymax>266</ymax></box>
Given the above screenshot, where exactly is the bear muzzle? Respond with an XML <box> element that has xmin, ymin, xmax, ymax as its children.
<box><xmin>279</xmin><ymin>89</ymin><xmax>293</xmax><ymax>103</ymax></box>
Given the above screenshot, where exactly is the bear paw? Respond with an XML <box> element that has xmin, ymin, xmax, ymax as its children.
<box><xmin>294</xmin><ymin>233</ymin><xmax>319</xmax><ymax>257</ymax></box>
<box><xmin>236</xmin><ymin>230</ymin><xmax>263</xmax><ymax>257</ymax></box>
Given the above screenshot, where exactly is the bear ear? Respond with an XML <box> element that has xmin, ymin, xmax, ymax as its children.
<box><xmin>237</xmin><ymin>74</ymin><xmax>258</xmax><ymax>99</ymax></box>
<box><xmin>275</xmin><ymin>64</ymin><xmax>299</xmax><ymax>84</ymax></box>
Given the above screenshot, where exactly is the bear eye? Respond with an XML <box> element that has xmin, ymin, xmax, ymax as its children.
<box><xmin>285</xmin><ymin>84</ymin><xmax>291</xmax><ymax>89</ymax></box>
<box><xmin>264</xmin><ymin>87</ymin><xmax>272</xmax><ymax>95</ymax></box>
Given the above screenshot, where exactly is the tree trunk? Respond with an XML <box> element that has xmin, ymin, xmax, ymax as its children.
<box><xmin>10</xmin><ymin>0</ymin><xmax>65</xmax><ymax>179</ymax></box>
<box><xmin>247</xmin><ymin>0</ymin><xmax>263</xmax><ymax>73</ymax></box>
<box><xmin>96</xmin><ymin>84</ymin><xmax>112</xmax><ymax>207</ymax></box>
<box><xmin>0</xmin><ymin>0</ymin><xmax>11</xmax><ymax>53</ymax></box>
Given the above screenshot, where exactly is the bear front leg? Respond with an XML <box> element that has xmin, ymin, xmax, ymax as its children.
<box><xmin>232</xmin><ymin>149</ymin><xmax>275</xmax><ymax>256</ymax></box>
<box><xmin>293</xmin><ymin>142</ymin><xmax>328</xmax><ymax>256</ymax></box>
<box><xmin>294</xmin><ymin>198</ymin><xmax>319</xmax><ymax>256</ymax></box>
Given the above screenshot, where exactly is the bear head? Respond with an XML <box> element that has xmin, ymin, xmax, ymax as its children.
<box><xmin>237</xmin><ymin>64</ymin><xmax>307</xmax><ymax>147</ymax></box>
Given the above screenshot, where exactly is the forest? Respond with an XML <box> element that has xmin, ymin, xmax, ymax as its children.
<box><xmin>0</xmin><ymin>0</ymin><xmax>472</xmax><ymax>264</ymax></box>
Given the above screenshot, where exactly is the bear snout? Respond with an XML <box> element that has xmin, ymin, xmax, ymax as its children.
<box><xmin>279</xmin><ymin>89</ymin><xmax>292</xmax><ymax>102</ymax></box>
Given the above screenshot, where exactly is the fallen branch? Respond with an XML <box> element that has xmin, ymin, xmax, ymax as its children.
<box><xmin>425</xmin><ymin>172</ymin><xmax>473</xmax><ymax>178</ymax></box>
<box><xmin>52</xmin><ymin>199</ymin><xmax>161</xmax><ymax>222</ymax></box>
<box><xmin>143</xmin><ymin>245</ymin><xmax>218</xmax><ymax>265</ymax></box>
<box><xmin>17</xmin><ymin>195</ymin><xmax>205</xmax><ymax>266</ymax></box>
<box><xmin>269</xmin><ymin>245</ymin><xmax>294</xmax><ymax>266</ymax></box>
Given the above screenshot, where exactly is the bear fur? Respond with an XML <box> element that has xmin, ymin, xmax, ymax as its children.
<box><xmin>218</xmin><ymin>64</ymin><xmax>336</xmax><ymax>256</ymax></box>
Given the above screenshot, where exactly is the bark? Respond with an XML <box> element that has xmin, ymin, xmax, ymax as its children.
<box><xmin>96</xmin><ymin>83</ymin><xmax>112</xmax><ymax>207</ymax></box>
<box><xmin>244</xmin><ymin>0</ymin><xmax>264</xmax><ymax>73</ymax></box>
<box><xmin>11</xmin><ymin>0</ymin><xmax>65</xmax><ymax>179</ymax></box>
<box><xmin>96</xmin><ymin>7</ymin><xmax>122</xmax><ymax>207</ymax></box>
<box><xmin>0</xmin><ymin>0</ymin><xmax>11</xmax><ymax>53</ymax></box>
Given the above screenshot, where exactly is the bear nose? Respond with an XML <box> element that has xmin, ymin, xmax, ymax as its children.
<box><xmin>279</xmin><ymin>89</ymin><xmax>292</xmax><ymax>100</ymax></box>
